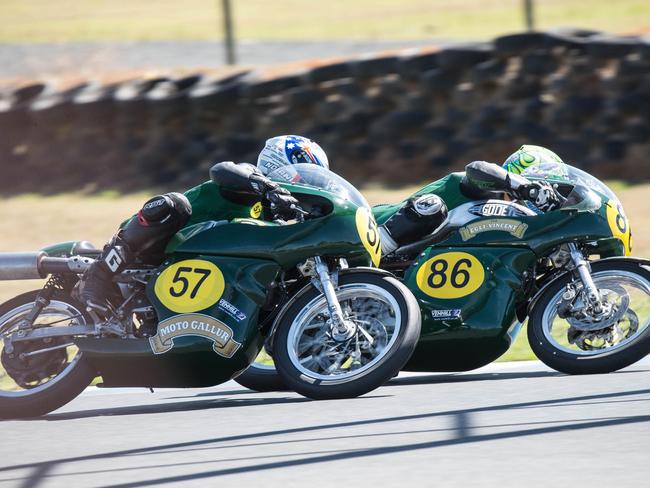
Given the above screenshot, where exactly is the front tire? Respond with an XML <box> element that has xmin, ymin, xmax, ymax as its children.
<box><xmin>0</xmin><ymin>291</ymin><xmax>97</xmax><ymax>418</ymax></box>
<box><xmin>274</xmin><ymin>271</ymin><xmax>420</xmax><ymax>400</ymax></box>
<box><xmin>528</xmin><ymin>260</ymin><xmax>650</xmax><ymax>374</ymax></box>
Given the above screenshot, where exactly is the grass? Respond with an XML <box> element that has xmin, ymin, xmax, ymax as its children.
<box><xmin>0</xmin><ymin>193</ymin><xmax>148</xmax><ymax>303</ymax></box>
<box><xmin>500</xmin><ymin>325</ymin><xmax>534</xmax><ymax>361</ymax></box>
<box><xmin>0</xmin><ymin>0</ymin><xmax>648</xmax><ymax>43</ymax></box>
<box><xmin>0</xmin><ymin>181</ymin><xmax>648</xmax><ymax>362</ymax></box>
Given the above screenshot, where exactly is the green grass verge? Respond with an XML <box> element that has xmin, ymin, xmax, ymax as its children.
<box><xmin>0</xmin><ymin>0</ymin><xmax>648</xmax><ymax>43</ymax></box>
<box><xmin>498</xmin><ymin>323</ymin><xmax>536</xmax><ymax>362</ymax></box>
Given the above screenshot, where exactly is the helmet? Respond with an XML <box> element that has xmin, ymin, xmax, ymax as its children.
<box><xmin>502</xmin><ymin>145</ymin><xmax>563</xmax><ymax>174</ymax></box>
<box><xmin>256</xmin><ymin>135</ymin><xmax>329</xmax><ymax>176</ymax></box>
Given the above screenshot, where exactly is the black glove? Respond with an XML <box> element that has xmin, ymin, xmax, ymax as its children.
<box><xmin>265</xmin><ymin>186</ymin><xmax>299</xmax><ymax>219</ymax></box>
<box><xmin>249</xmin><ymin>172</ymin><xmax>279</xmax><ymax>195</ymax></box>
<box><xmin>515</xmin><ymin>181</ymin><xmax>561</xmax><ymax>212</ymax></box>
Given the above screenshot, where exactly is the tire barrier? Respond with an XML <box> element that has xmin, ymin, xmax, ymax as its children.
<box><xmin>1</xmin><ymin>30</ymin><xmax>650</xmax><ymax>194</ymax></box>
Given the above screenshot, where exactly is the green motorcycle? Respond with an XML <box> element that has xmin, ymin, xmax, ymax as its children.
<box><xmin>0</xmin><ymin>165</ymin><xmax>420</xmax><ymax>418</ymax></box>
<box><xmin>236</xmin><ymin>162</ymin><xmax>650</xmax><ymax>391</ymax></box>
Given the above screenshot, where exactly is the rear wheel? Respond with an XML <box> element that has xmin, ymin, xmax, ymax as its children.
<box><xmin>234</xmin><ymin>347</ymin><xmax>290</xmax><ymax>392</ymax></box>
<box><xmin>274</xmin><ymin>272</ymin><xmax>420</xmax><ymax>399</ymax></box>
<box><xmin>0</xmin><ymin>291</ymin><xmax>96</xmax><ymax>418</ymax></box>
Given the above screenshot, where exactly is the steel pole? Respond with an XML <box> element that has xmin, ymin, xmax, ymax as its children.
<box><xmin>222</xmin><ymin>0</ymin><xmax>236</xmax><ymax>65</ymax></box>
<box><xmin>524</xmin><ymin>0</ymin><xmax>535</xmax><ymax>31</ymax></box>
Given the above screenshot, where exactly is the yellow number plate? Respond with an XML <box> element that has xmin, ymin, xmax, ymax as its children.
<box><xmin>154</xmin><ymin>259</ymin><xmax>226</xmax><ymax>313</ymax></box>
<box><xmin>250</xmin><ymin>201</ymin><xmax>263</xmax><ymax>219</ymax></box>
<box><xmin>355</xmin><ymin>207</ymin><xmax>382</xmax><ymax>267</ymax></box>
<box><xmin>416</xmin><ymin>252</ymin><xmax>485</xmax><ymax>299</ymax></box>
<box><xmin>606</xmin><ymin>199</ymin><xmax>632</xmax><ymax>256</ymax></box>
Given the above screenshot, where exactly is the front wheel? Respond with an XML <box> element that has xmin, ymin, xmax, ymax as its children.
<box><xmin>528</xmin><ymin>260</ymin><xmax>650</xmax><ymax>374</ymax></box>
<box><xmin>273</xmin><ymin>271</ymin><xmax>420</xmax><ymax>400</ymax></box>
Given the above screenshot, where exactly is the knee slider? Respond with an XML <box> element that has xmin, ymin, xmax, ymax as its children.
<box><xmin>121</xmin><ymin>193</ymin><xmax>192</xmax><ymax>255</ymax></box>
<box><xmin>140</xmin><ymin>193</ymin><xmax>191</xmax><ymax>227</ymax></box>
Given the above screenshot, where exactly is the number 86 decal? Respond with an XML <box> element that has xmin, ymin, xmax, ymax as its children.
<box><xmin>416</xmin><ymin>252</ymin><xmax>485</xmax><ymax>299</ymax></box>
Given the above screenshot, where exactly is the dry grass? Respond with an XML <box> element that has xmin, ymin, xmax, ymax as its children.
<box><xmin>0</xmin><ymin>193</ymin><xmax>148</xmax><ymax>302</ymax></box>
<box><xmin>0</xmin><ymin>0</ymin><xmax>649</xmax><ymax>43</ymax></box>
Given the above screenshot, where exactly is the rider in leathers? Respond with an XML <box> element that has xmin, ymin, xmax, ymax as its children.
<box><xmin>79</xmin><ymin>135</ymin><xmax>321</xmax><ymax>312</ymax></box>
<box><xmin>376</xmin><ymin>145</ymin><xmax>563</xmax><ymax>254</ymax></box>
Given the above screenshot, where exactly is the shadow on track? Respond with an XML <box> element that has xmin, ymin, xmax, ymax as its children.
<box><xmin>31</xmin><ymin>395</ymin><xmax>312</xmax><ymax>421</ymax></box>
<box><xmin>21</xmin><ymin>394</ymin><xmax>390</xmax><ymax>421</ymax></box>
<box><xmin>386</xmin><ymin>368</ymin><xmax>650</xmax><ymax>387</ymax></box>
<box><xmin>387</xmin><ymin>370</ymin><xmax>562</xmax><ymax>386</ymax></box>
<box><xmin>3</xmin><ymin>387</ymin><xmax>650</xmax><ymax>487</ymax></box>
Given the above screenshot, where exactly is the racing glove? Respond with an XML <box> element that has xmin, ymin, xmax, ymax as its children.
<box><xmin>266</xmin><ymin>187</ymin><xmax>299</xmax><ymax>218</ymax></box>
<box><xmin>514</xmin><ymin>181</ymin><xmax>561</xmax><ymax>212</ymax></box>
<box><xmin>249</xmin><ymin>172</ymin><xmax>279</xmax><ymax>196</ymax></box>
<box><xmin>249</xmin><ymin>172</ymin><xmax>300</xmax><ymax>219</ymax></box>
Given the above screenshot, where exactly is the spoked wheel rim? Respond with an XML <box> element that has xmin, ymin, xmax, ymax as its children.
<box><xmin>0</xmin><ymin>300</ymin><xmax>87</xmax><ymax>397</ymax></box>
<box><xmin>542</xmin><ymin>270</ymin><xmax>650</xmax><ymax>356</ymax></box>
<box><xmin>287</xmin><ymin>283</ymin><xmax>401</xmax><ymax>381</ymax></box>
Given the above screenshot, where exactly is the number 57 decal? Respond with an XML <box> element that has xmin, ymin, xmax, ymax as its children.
<box><xmin>355</xmin><ymin>207</ymin><xmax>382</xmax><ymax>267</ymax></box>
<box><xmin>155</xmin><ymin>260</ymin><xmax>226</xmax><ymax>313</ymax></box>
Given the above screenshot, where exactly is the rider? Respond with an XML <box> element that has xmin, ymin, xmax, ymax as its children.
<box><xmin>376</xmin><ymin>145</ymin><xmax>564</xmax><ymax>254</ymax></box>
<box><xmin>79</xmin><ymin>135</ymin><xmax>327</xmax><ymax>312</ymax></box>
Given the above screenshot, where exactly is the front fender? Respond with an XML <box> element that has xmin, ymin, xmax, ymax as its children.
<box><xmin>594</xmin><ymin>256</ymin><xmax>650</xmax><ymax>269</ymax></box>
<box><xmin>338</xmin><ymin>266</ymin><xmax>396</xmax><ymax>278</ymax></box>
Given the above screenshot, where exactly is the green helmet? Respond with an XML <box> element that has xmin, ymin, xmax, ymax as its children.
<box><xmin>502</xmin><ymin>145</ymin><xmax>564</xmax><ymax>174</ymax></box>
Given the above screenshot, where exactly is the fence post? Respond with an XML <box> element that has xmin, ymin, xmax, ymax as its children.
<box><xmin>222</xmin><ymin>0</ymin><xmax>236</xmax><ymax>65</ymax></box>
<box><xmin>524</xmin><ymin>0</ymin><xmax>535</xmax><ymax>31</ymax></box>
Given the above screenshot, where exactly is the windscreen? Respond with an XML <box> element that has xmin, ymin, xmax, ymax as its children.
<box><xmin>521</xmin><ymin>163</ymin><xmax>616</xmax><ymax>212</ymax></box>
<box><xmin>267</xmin><ymin>164</ymin><xmax>370</xmax><ymax>209</ymax></box>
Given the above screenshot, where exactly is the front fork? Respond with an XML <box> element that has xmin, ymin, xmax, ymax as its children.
<box><xmin>566</xmin><ymin>243</ymin><xmax>603</xmax><ymax>314</ymax></box>
<box><xmin>312</xmin><ymin>257</ymin><xmax>357</xmax><ymax>341</ymax></box>
<box><xmin>299</xmin><ymin>256</ymin><xmax>373</xmax><ymax>344</ymax></box>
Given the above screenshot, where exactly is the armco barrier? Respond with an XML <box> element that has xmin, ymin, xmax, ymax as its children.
<box><xmin>0</xmin><ymin>30</ymin><xmax>649</xmax><ymax>194</ymax></box>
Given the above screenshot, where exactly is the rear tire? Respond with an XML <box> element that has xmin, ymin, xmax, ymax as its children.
<box><xmin>0</xmin><ymin>291</ymin><xmax>96</xmax><ymax>418</ymax></box>
<box><xmin>274</xmin><ymin>271</ymin><xmax>420</xmax><ymax>400</ymax></box>
<box><xmin>234</xmin><ymin>352</ymin><xmax>290</xmax><ymax>392</ymax></box>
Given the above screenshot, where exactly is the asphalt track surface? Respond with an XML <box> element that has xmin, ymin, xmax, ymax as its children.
<box><xmin>1</xmin><ymin>358</ymin><xmax>649</xmax><ymax>488</ymax></box>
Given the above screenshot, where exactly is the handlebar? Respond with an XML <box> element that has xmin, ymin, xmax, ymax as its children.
<box><xmin>290</xmin><ymin>204</ymin><xmax>309</xmax><ymax>222</ymax></box>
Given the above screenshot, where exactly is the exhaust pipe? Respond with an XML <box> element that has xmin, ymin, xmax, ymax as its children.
<box><xmin>0</xmin><ymin>252</ymin><xmax>94</xmax><ymax>280</ymax></box>
<box><xmin>0</xmin><ymin>252</ymin><xmax>47</xmax><ymax>280</ymax></box>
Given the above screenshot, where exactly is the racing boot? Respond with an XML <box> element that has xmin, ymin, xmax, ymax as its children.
<box><xmin>379</xmin><ymin>194</ymin><xmax>448</xmax><ymax>255</ymax></box>
<box><xmin>79</xmin><ymin>236</ymin><xmax>129</xmax><ymax>314</ymax></box>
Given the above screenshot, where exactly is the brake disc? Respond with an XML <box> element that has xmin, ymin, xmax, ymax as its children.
<box><xmin>566</xmin><ymin>284</ymin><xmax>630</xmax><ymax>332</ymax></box>
<box><xmin>568</xmin><ymin>309</ymin><xmax>639</xmax><ymax>351</ymax></box>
